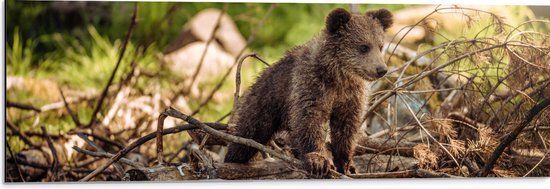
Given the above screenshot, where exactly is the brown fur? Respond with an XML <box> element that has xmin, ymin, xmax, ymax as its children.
<box><xmin>224</xmin><ymin>8</ymin><xmax>393</xmax><ymax>177</ymax></box>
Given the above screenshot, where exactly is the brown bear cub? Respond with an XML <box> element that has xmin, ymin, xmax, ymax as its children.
<box><xmin>224</xmin><ymin>8</ymin><xmax>393</xmax><ymax>177</ymax></box>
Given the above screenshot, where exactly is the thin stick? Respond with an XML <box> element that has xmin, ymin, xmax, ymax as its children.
<box><xmin>233</xmin><ymin>53</ymin><xmax>270</xmax><ymax>109</ymax></box>
<box><xmin>87</xmin><ymin>3</ymin><xmax>138</xmax><ymax>128</ymax></box>
<box><xmin>69</xmin><ymin>131</ymin><xmax>125</xmax><ymax>149</ymax></box>
<box><xmin>156</xmin><ymin>113</ymin><xmax>167</xmax><ymax>165</ymax></box>
<box><xmin>478</xmin><ymin>98</ymin><xmax>550</xmax><ymax>177</ymax></box>
<box><xmin>6</xmin><ymin>100</ymin><xmax>41</xmax><ymax>112</ymax></box>
<box><xmin>59</xmin><ymin>87</ymin><xmax>82</xmax><ymax>127</ymax></box>
<box><xmin>72</xmin><ymin>146</ymin><xmax>143</xmax><ymax>168</ymax></box>
<box><xmin>76</xmin><ymin>133</ymin><xmax>104</xmax><ymax>152</ymax></box>
<box><xmin>6</xmin><ymin>140</ymin><xmax>25</xmax><ymax>182</ymax></box>
<box><xmin>522</xmin><ymin>152</ymin><xmax>548</xmax><ymax>177</ymax></box>
<box><xmin>41</xmin><ymin>126</ymin><xmax>60</xmax><ymax>181</ymax></box>
<box><xmin>184</xmin><ymin>4</ymin><xmax>228</xmax><ymax>95</ymax></box>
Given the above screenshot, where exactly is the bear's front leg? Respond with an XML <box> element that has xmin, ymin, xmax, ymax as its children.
<box><xmin>289</xmin><ymin>82</ymin><xmax>334</xmax><ymax>178</ymax></box>
<box><xmin>329</xmin><ymin>98</ymin><xmax>365</xmax><ymax>175</ymax></box>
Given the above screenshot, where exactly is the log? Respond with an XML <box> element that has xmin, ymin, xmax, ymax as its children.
<box><xmin>123</xmin><ymin>160</ymin><xmax>307</xmax><ymax>181</ymax></box>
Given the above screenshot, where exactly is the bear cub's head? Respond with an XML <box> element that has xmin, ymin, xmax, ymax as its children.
<box><xmin>325</xmin><ymin>8</ymin><xmax>393</xmax><ymax>81</ymax></box>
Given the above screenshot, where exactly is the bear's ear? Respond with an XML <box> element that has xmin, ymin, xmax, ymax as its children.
<box><xmin>326</xmin><ymin>8</ymin><xmax>351</xmax><ymax>34</ymax></box>
<box><xmin>366</xmin><ymin>9</ymin><xmax>393</xmax><ymax>31</ymax></box>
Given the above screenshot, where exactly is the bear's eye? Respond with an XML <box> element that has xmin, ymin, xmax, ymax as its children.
<box><xmin>379</xmin><ymin>45</ymin><xmax>384</xmax><ymax>51</ymax></box>
<box><xmin>359</xmin><ymin>45</ymin><xmax>370</xmax><ymax>54</ymax></box>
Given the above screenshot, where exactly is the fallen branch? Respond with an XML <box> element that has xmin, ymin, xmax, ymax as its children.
<box><xmin>478</xmin><ymin>97</ymin><xmax>550</xmax><ymax>177</ymax></box>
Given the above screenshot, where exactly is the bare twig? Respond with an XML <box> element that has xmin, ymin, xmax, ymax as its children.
<box><xmin>40</xmin><ymin>93</ymin><xmax>99</xmax><ymax>112</ymax></box>
<box><xmin>6</xmin><ymin>100</ymin><xmax>41</xmax><ymax>112</ymax></box>
<box><xmin>233</xmin><ymin>53</ymin><xmax>270</xmax><ymax>109</ymax></box>
<box><xmin>68</xmin><ymin>131</ymin><xmax>125</xmax><ymax>149</ymax></box>
<box><xmin>59</xmin><ymin>87</ymin><xmax>82</xmax><ymax>127</ymax></box>
<box><xmin>184</xmin><ymin>4</ymin><xmax>228</xmax><ymax>95</ymax></box>
<box><xmin>41</xmin><ymin>126</ymin><xmax>60</xmax><ymax>181</ymax></box>
<box><xmin>72</xmin><ymin>146</ymin><xmax>144</xmax><ymax>168</ymax></box>
<box><xmin>76</xmin><ymin>133</ymin><xmax>104</xmax><ymax>152</ymax></box>
<box><xmin>156</xmin><ymin>113</ymin><xmax>167</xmax><ymax>165</ymax></box>
<box><xmin>522</xmin><ymin>152</ymin><xmax>548</xmax><ymax>177</ymax></box>
<box><xmin>87</xmin><ymin>3</ymin><xmax>138</xmax><ymax>128</ymax></box>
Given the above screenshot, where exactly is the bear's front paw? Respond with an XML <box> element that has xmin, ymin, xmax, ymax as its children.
<box><xmin>303</xmin><ymin>152</ymin><xmax>333</xmax><ymax>178</ymax></box>
<box><xmin>334</xmin><ymin>160</ymin><xmax>357</xmax><ymax>175</ymax></box>
<box><xmin>345</xmin><ymin>161</ymin><xmax>357</xmax><ymax>175</ymax></box>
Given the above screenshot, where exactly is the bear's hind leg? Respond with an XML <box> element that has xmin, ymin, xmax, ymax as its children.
<box><xmin>224</xmin><ymin>113</ymin><xmax>277</xmax><ymax>163</ymax></box>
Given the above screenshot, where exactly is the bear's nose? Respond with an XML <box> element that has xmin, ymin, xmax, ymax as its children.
<box><xmin>376</xmin><ymin>67</ymin><xmax>387</xmax><ymax>77</ymax></box>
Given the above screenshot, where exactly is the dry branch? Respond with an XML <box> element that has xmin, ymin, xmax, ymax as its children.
<box><xmin>6</xmin><ymin>100</ymin><xmax>41</xmax><ymax>112</ymax></box>
<box><xmin>478</xmin><ymin>98</ymin><xmax>550</xmax><ymax>177</ymax></box>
